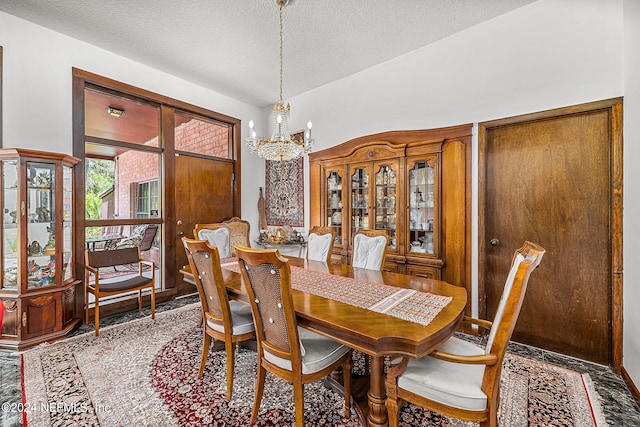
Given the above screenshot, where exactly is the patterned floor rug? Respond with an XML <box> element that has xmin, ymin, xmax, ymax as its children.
<box><xmin>21</xmin><ymin>304</ymin><xmax>606</xmax><ymax>427</ymax></box>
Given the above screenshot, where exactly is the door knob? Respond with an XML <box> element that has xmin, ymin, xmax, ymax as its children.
<box><xmin>178</xmin><ymin>231</ymin><xmax>184</xmax><ymax>237</ymax></box>
<box><xmin>490</xmin><ymin>238</ymin><xmax>500</xmax><ymax>247</ymax></box>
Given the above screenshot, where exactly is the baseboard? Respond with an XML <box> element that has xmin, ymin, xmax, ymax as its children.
<box><xmin>621</xmin><ymin>366</ymin><xmax>640</xmax><ymax>407</ymax></box>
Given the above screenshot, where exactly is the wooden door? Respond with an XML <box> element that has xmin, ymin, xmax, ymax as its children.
<box><xmin>174</xmin><ymin>155</ymin><xmax>234</xmax><ymax>294</ymax></box>
<box><xmin>479</xmin><ymin>99</ymin><xmax>623</xmax><ymax>366</ymax></box>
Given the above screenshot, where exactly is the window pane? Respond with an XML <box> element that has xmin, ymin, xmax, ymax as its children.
<box><xmin>85</xmin><ymin>150</ymin><xmax>161</xmax><ymax>220</ymax></box>
<box><xmin>174</xmin><ymin>112</ymin><xmax>231</xmax><ymax>158</ymax></box>
<box><xmin>136</xmin><ymin>180</ymin><xmax>159</xmax><ymax>218</ymax></box>
<box><xmin>119</xmin><ymin>151</ymin><xmax>160</xmax><ymax>220</ymax></box>
<box><xmin>85</xmin><ymin>158</ymin><xmax>116</xmax><ymax>220</ymax></box>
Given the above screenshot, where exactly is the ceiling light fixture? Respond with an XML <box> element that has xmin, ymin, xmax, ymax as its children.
<box><xmin>106</xmin><ymin>106</ymin><xmax>125</xmax><ymax>117</ymax></box>
<box><xmin>245</xmin><ymin>0</ymin><xmax>314</xmax><ymax>161</ymax></box>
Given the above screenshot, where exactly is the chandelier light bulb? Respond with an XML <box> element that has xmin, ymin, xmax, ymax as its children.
<box><xmin>307</xmin><ymin>121</ymin><xmax>312</xmax><ymax>130</ymax></box>
<box><xmin>249</xmin><ymin>120</ymin><xmax>254</xmax><ymax>129</ymax></box>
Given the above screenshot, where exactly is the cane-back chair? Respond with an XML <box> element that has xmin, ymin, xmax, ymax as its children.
<box><xmin>182</xmin><ymin>237</ymin><xmax>255</xmax><ymax>401</ymax></box>
<box><xmin>235</xmin><ymin>245</ymin><xmax>352</xmax><ymax>427</ymax></box>
<box><xmin>222</xmin><ymin>217</ymin><xmax>250</xmax><ymax>257</ymax></box>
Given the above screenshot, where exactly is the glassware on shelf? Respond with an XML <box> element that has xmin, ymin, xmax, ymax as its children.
<box><xmin>408</xmin><ymin>159</ymin><xmax>436</xmax><ymax>255</ymax></box>
<box><xmin>326</xmin><ymin>171</ymin><xmax>343</xmax><ymax>235</ymax></box>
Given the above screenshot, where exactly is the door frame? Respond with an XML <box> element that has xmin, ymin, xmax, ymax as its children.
<box><xmin>72</xmin><ymin>68</ymin><xmax>242</xmax><ymax>302</ymax></box>
<box><xmin>478</xmin><ymin>97</ymin><xmax>623</xmax><ymax>370</ymax></box>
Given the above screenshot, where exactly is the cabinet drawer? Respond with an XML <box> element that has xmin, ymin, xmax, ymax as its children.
<box><xmin>406</xmin><ymin>264</ymin><xmax>441</xmax><ymax>280</ymax></box>
<box><xmin>382</xmin><ymin>261</ymin><xmax>400</xmax><ymax>273</ymax></box>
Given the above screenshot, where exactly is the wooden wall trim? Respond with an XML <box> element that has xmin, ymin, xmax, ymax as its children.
<box><xmin>621</xmin><ymin>367</ymin><xmax>640</xmax><ymax>408</ymax></box>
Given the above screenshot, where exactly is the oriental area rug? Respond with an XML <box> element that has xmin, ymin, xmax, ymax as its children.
<box><xmin>21</xmin><ymin>304</ymin><xmax>606</xmax><ymax>427</ymax></box>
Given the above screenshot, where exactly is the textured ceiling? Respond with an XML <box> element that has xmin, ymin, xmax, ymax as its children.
<box><xmin>1</xmin><ymin>0</ymin><xmax>536</xmax><ymax>107</ymax></box>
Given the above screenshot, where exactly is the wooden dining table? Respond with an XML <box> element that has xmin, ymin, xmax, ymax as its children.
<box><xmin>181</xmin><ymin>257</ymin><xmax>467</xmax><ymax>427</ymax></box>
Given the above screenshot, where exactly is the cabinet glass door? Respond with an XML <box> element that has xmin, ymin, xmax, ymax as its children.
<box><xmin>375</xmin><ymin>164</ymin><xmax>397</xmax><ymax>250</ymax></box>
<box><xmin>350</xmin><ymin>166</ymin><xmax>370</xmax><ymax>232</ymax></box>
<box><xmin>26</xmin><ymin>162</ymin><xmax>56</xmax><ymax>288</ymax></box>
<box><xmin>62</xmin><ymin>165</ymin><xmax>73</xmax><ymax>282</ymax></box>
<box><xmin>408</xmin><ymin>159</ymin><xmax>436</xmax><ymax>255</ymax></box>
<box><xmin>326</xmin><ymin>170</ymin><xmax>344</xmax><ymax>245</ymax></box>
<box><xmin>2</xmin><ymin>161</ymin><xmax>19</xmax><ymax>290</ymax></box>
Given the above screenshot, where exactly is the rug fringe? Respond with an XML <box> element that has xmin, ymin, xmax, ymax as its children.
<box><xmin>581</xmin><ymin>373</ymin><xmax>608</xmax><ymax>427</ymax></box>
<box><xmin>20</xmin><ymin>353</ymin><xmax>28</xmax><ymax>427</ymax></box>
<box><xmin>19</xmin><ymin>302</ymin><xmax>201</xmax><ymax>354</ymax></box>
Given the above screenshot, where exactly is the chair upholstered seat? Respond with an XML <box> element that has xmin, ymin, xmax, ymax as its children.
<box><xmin>263</xmin><ymin>327</ymin><xmax>351</xmax><ymax>375</ymax></box>
<box><xmin>206</xmin><ymin>300</ymin><xmax>254</xmax><ymax>335</ymax></box>
<box><xmin>399</xmin><ymin>337</ymin><xmax>487</xmax><ymax>411</ymax></box>
<box><xmin>96</xmin><ymin>275</ymin><xmax>155</xmax><ymax>293</ymax></box>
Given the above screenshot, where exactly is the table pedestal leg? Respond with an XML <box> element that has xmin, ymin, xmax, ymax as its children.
<box><xmin>367</xmin><ymin>355</ymin><xmax>388</xmax><ymax>427</ymax></box>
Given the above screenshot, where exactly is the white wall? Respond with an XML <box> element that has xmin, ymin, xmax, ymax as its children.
<box><xmin>623</xmin><ymin>0</ymin><xmax>640</xmax><ymax>386</ymax></box>
<box><xmin>0</xmin><ymin>11</ymin><xmax>266</xmax><ymax>237</ymax></box>
<box><xmin>290</xmin><ymin>0</ymin><xmax>622</xmax><ymax>148</ymax></box>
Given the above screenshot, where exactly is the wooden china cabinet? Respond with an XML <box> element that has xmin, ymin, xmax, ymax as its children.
<box><xmin>0</xmin><ymin>149</ymin><xmax>81</xmax><ymax>350</ymax></box>
<box><xmin>309</xmin><ymin>125</ymin><xmax>472</xmax><ymax>291</ymax></box>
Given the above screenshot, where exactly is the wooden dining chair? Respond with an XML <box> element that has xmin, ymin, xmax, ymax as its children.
<box><xmin>351</xmin><ymin>229</ymin><xmax>389</xmax><ymax>270</ymax></box>
<box><xmin>306</xmin><ymin>226</ymin><xmax>336</xmax><ymax>263</ymax></box>
<box><xmin>85</xmin><ymin>246</ymin><xmax>156</xmax><ymax>336</ymax></box>
<box><xmin>222</xmin><ymin>217</ymin><xmax>250</xmax><ymax>257</ymax></box>
<box><xmin>384</xmin><ymin>241</ymin><xmax>545</xmax><ymax>427</ymax></box>
<box><xmin>235</xmin><ymin>245</ymin><xmax>352</xmax><ymax>427</ymax></box>
<box><xmin>182</xmin><ymin>237</ymin><xmax>255</xmax><ymax>401</ymax></box>
<box><xmin>193</xmin><ymin>223</ymin><xmax>232</xmax><ymax>259</ymax></box>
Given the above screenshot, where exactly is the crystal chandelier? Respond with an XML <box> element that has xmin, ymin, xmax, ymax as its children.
<box><xmin>246</xmin><ymin>0</ymin><xmax>314</xmax><ymax>161</ymax></box>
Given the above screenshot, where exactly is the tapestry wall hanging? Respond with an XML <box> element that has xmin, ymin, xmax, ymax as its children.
<box><xmin>265</xmin><ymin>132</ymin><xmax>304</xmax><ymax>227</ymax></box>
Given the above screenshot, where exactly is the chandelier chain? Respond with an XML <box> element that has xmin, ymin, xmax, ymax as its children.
<box><xmin>279</xmin><ymin>0</ymin><xmax>284</xmax><ymax>103</ymax></box>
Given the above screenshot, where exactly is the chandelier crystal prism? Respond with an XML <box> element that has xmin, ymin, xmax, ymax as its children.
<box><xmin>245</xmin><ymin>0</ymin><xmax>314</xmax><ymax>161</ymax></box>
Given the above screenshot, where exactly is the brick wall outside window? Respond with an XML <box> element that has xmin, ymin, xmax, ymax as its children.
<box><xmin>109</xmin><ymin>118</ymin><xmax>229</xmax><ymax>223</ymax></box>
